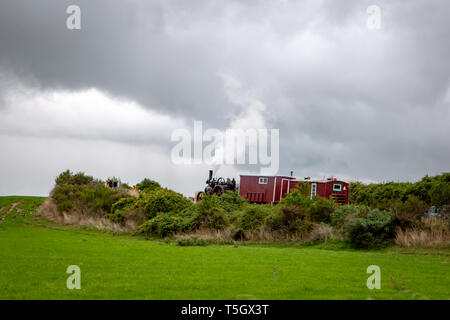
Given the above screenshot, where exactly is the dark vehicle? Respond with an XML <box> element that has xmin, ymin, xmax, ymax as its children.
<box><xmin>195</xmin><ymin>170</ymin><xmax>236</xmax><ymax>202</ymax></box>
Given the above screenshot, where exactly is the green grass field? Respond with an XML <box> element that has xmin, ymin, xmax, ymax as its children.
<box><xmin>0</xmin><ymin>196</ymin><xmax>449</xmax><ymax>300</ymax></box>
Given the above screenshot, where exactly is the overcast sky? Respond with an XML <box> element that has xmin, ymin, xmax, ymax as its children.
<box><xmin>1</xmin><ymin>0</ymin><xmax>449</xmax><ymax>197</ymax></box>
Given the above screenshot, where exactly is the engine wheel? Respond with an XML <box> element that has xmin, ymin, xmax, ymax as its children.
<box><xmin>196</xmin><ymin>192</ymin><xmax>204</xmax><ymax>202</ymax></box>
<box><xmin>212</xmin><ymin>185</ymin><xmax>224</xmax><ymax>196</ymax></box>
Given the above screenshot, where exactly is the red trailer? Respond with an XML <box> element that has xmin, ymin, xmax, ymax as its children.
<box><xmin>239</xmin><ymin>175</ymin><xmax>349</xmax><ymax>204</ymax></box>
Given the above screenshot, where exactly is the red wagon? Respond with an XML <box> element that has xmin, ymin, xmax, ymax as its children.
<box><xmin>239</xmin><ymin>175</ymin><xmax>349</xmax><ymax>204</ymax></box>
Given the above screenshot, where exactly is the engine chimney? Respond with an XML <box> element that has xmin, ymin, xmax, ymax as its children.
<box><xmin>208</xmin><ymin>170</ymin><xmax>213</xmax><ymax>182</ymax></box>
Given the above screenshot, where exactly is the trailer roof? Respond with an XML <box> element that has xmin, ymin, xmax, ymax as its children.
<box><xmin>239</xmin><ymin>175</ymin><xmax>347</xmax><ymax>184</ymax></box>
<box><xmin>294</xmin><ymin>179</ymin><xmax>348</xmax><ymax>183</ymax></box>
<box><xmin>239</xmin><ymin>174</ymin><xmax>294</xmax><ymax>178</ymax></box>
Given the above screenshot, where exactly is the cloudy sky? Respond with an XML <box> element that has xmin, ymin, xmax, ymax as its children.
<box><xmin>1</xmin><ymin>0</ymin><xmax>449</xmax><ymax>196</ymax></box>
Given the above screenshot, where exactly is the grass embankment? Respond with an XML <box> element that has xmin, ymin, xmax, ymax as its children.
<box><xmin>0</xmin><ymin>196</ymin><xmax>448</xmax><ymax>300</ymax></box>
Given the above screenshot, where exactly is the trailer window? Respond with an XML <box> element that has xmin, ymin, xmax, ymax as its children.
<box><xmin>259</xmin><ymin>177</ymin><xmax>268</xmax><ymax>184</ymax></box>
<box><xmin>333</xmin><ymin>183</ymin><xmax>342</xmax><ymax>192</ymax></box>
<box><xmin>310</xmin><ymin>183</ymin><xmax>317</xmax><ymax>199</ymax></box>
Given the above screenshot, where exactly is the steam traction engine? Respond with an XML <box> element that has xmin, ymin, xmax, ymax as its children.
<box><xmin>195</xmin><ymin>170</ymin><xmax>237</xmax><ymax>202</ymax></box>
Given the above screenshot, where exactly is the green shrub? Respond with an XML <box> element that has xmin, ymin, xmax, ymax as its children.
<box><xmin>188</xmin><ymin>195</ymin><xmax>228</xmax><ymax>230</ymax></box>
<box><xmin>389</xmin><ymin>196</ymin><xmax>429</xmax><ymax>230</ymax></box>
<box><xmin>330</xmin><ymin>205</ymin><xmax>368</xmax><ymax>230</ymax></box>
<box><xmin>430</xmin><ymin>176</ymin><xmax>450</xmax><ymax>207</ymax></box>
<box><xmin>53</xmin><ymin>171</ymin><xmax>121</xmax><ymax>215</ymax></box>
<box><xmin>141</xmin><ymin>188</ymin><xmax>192</xmax><ymax>219</ymax></box>
<box><xmin>137</xmin><ymin>178</ymin><xmax>161</xmax><ymax>192</ymax></box>
<box><xmin>137</xmin><ymin>213</ymin><xmax>183</xmax><ymax>238</ymax></box>
<box><xmin>345</xmin><ymin>208</ymin><xmax>394</xmax><ymax>249</ymax></box>
<box><xmin>309</xmin><ymin>197</ymin><xmax>336</xmax><ymax>223</ymax></box>
<box><xmin>121</xmin><ymin>183</ymin><xmax>131</xmax><ymax>190</ymax></box>
<box><xmin>111</xmin><ymin>197</ymin><xmax>137</xmax><ymax>213</ymax></box>
<box><xmin>280</xmin><ymin>188</ymin><xmax>313</xmax><ymax>208</ymax></box>
<box><xmin>266</xmin><ymin>205</ymin><xmax>312</xmax><ymax>234</ymax></box>
<box><xmin>240</xmin><ymin>204</ymin><xmax>272</xmax><ymax>231</ymax></box>
<box><xmin>349</xmin><ymin>173</ymin><xmax>450</xmax><ymax>209</ymax></box>
<box><xmin>106</xmin><ymin>211</ymin><xmax>127</xmax><ymax>224</ymax></box>
<box><xmin>78</xmin><ymin>184</ymin><xmax>122</xmax><ymax>214</ymax></box>
<box><xmin>106</xmin><ymin>197</ymin><xmax>138</xmax><ymax>224</ymax></box>
<box><xmin>217</xmin><ymin>191</ymin><xmax>247</xmax><ymax>213</ymax></box>
<box><xmin>55</xmin><ymin>170</ymin><xmax>94</xmax><ymax>186</ymax></box>
<box><xmin>53</xmin><ymin>184</ymin><xmax>75</xmax><ymax>213</ymax></box>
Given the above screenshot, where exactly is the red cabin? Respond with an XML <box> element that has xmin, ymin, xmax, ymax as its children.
<box><xmin>239</xmin><ymin>175</ymin><xmax>349</xmax><ymax>204</ymax></box>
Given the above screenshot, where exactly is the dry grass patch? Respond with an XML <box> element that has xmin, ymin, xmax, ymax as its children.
<box><xmin>395</xmin><ymin>217</ymin><xmax>450</xmax><ymax>248</ymax></box>
<box><xmin>37</xmin><ymin>197</ymin><xmax>134</xmax><ymax>233</ymax></box>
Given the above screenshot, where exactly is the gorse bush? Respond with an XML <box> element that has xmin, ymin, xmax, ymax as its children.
<box><xmin>350</xmin><ymin>173</ymin><xmax>450</xmax><ymax>209</ymax></box>
<box><xmin>53</xmin><ymin>170</ymin><xmax>121</xmax><ymax>215</ymax></box>
<box><xmin>50</xmin><ymin>170</ymin><xmax>448</xmax><ymax>248</ymax></box>
<box><xmin>216</xmin><ymin>191</ymin><xmax>247</xmax><ymax>213</ymax></box>
<box><xmin>330</xmin><ymin>205</ymin><xmax>368</xmax><ymax>230</ymax></box>
<box><xmin>389</xmin><ymin>196</ymin><xmax>429</xmax><ymax>230</ymax></box>
<box><xmin>189</xmin><ymin>195</ymin><xmax>228</xmax><ymax>230</ymax></box>
<box><xmin>78</xmin><ymin>184</ymin><xmax>122</xmax><ymax>214</ymax></box>
<box><xmin>266</xmin><ymin>205</ymin><xmax>313</xmax><ymax>234</ymax></box>
<box><xmin>141</xmin><ymin>188</ymin><xmax>192</xmax><ymax>219</ymax></box>
<box><xmin>240</xmin><ymin>204</ymin><xmax>272</xmax><ymax>231</ymax></box>
<box><xmin>106</xmin><ymin>197</ymin><xmax>138</xmax><ymax>224</ymax></box>
<box><xmin>55</xmin><ymin>170</ymin><xmax>94</xmax><ymax>186</ymax></box>
<box><xmin>280</xmin><ymin>188</ymin><xmax>313</xmax><ymax>208</ymax></box>
<box><xmin>279</xmin><ymin>188</ymin><xmax>336</xmax><ymax>225</ymax></box>
<box><xmin>137</xmin><ymin>213</ymin><xmax>183</xmax><ymax>238</ymax></box>
<box><xmin>136</xmin><ymin>178</ymin><xmax>161</xmax><ymax>192</ymax></box>
<box><xmin>345</xmin><ymin>208</ymin><xmax>394</xmax><ymax>249</ymax></box>
<box><xmin>429</xmin><ymin>174</ymin><xmax>450</xmax><ymax>207</ymax></box>
<box><xmin>309</xmin><ymin>197</ymin><xmax>336</xmax><ymax>223</ymax></box>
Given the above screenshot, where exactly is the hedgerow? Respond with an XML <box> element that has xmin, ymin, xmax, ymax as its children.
<box><xmin>49</xmin><ymin>170</ymin><xmax>449</xmax><ymax>248</ymax></box>
<box><xmin>53</xmin><ymin>170</ymin><xmax>122</xmax><ymax>215</ymax></box>
<box><xmin>345</xmin><ymin>208</ymin><xmax>394</xmax><ymax>249</ymax></box>
<box><xmin>141</xmin><ymin>188</ymin><xmax>192</xmax><ymax>219</ymax></box>
<box><xmin>240</xmin><ymin>204</ymin><xmax>272</xmax><ymax>231</ymax></box>
<box><xmin>350</xmin><ymin>173</ymin><xmax>450</xmax><ymax>209</ymax></box>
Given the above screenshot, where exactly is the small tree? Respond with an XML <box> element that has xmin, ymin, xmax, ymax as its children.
<box><xmin>136</xmin><ymin>178</ymin><xmax>161</xmax><ymax>192</ymax></box>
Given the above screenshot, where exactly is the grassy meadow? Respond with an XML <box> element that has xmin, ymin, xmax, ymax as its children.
<box><xmin>0</xmin><ymin>196</ymin><xmax>449</xmax><ymax>300</ymax></box>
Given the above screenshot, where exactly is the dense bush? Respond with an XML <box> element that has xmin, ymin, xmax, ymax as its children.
<box><xmin>78</xmin><ymin>183</ymin><xmax>123</xmax><ymax>214</ymax></box>
<box><xmin>141</xmin><ymin>188</ymin><xmax>192</xmax><ymax>219</ymax></box>
<box><xmin>240</xmin><ymin>204</ymin><xmax>272</xmax><ymax>231</ymax></box>
<box><xmin>330</xmin><ymin>205</ymin><xmax>369</xmax><ymax>230</ymax></box>
<box><xmin>136</xmin><ymin>178</ymin><xmax>161</xmax><ymax>192</ymax></box>
<box><xmin>53</xmin><ymin>170</ymin><xmax>121</xmax><ymax>215</ymax></box>
<box><xmin>309</xmin><ymin>197</ymin><xmax>336</xmax><ymax>223</ymax></box>
<box><xmin>137</xmin><ymin>213</ymin><xmax>183</xmax><ymax>238</ymax></box>
<box><xmin>50</xmin><ymin>170</ymin><xmax>448</xmax><ymax>247</ymax></box>
<box><xmin>106</xmin><ymin>197</ymin><xmax>139</xmax><ymax>224</ymax></box>
<box><xmin>350</xmin><ymin>173</ymin><xmax>450</xmax><ymax>209</ymax></box>
<box><xmin>345</xmin><ymin>208</ymin><xmax>394</xmax><ymax>249</ymax></box>
<box><xmin>280</xmin><ymin>188</ymin><xmax>313</xmax><ymax>208</ymax></box>
<box><xmin>389</xmin><ymin>196</ymin><xmax>429</xmax><ymax>230</ymax></box>
<box><xmin>188</xmin><ymin>195</ymin><xmax>228</xmax><ymax>230</ymax></box>
<box><xmin>216</xmin><ymin>191</ymin><xmax>247</xmax><ymax>214</ymax></box>
<box><xmin>121</xmin><ymin>183</ymin><xmax>131</xmax><ymax>190</ymax></box>
<box><xmin>429</xmin><ymin>174</ymin><xmax>450</xmax><ymax>207</ymax></box>
<box><xmin>266</xmin><ymin>205</ymin><xmax>313</xmax><ymax>234</ymax></box>
<box><xmin>55</xmin><ymin>170</ymin><xmax>94</xmax><ymax>186</ymax></box>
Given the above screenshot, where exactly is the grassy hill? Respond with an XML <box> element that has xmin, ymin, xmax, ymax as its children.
<box><xmin>0</xmin><ymin>196</ymin><xmax>448</xmax><ymax>299</ymax></box>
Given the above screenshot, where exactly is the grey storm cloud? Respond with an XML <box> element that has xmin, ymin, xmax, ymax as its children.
<box><xmin>0</xmin><ymin>0</ymin><xmax>449</xmax><ymax>196</ymax></box>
